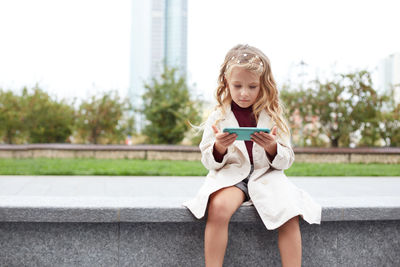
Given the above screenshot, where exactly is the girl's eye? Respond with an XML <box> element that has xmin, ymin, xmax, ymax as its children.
<box><xmin>234</xmin><ymin>85</ymin><xmax>241</xmax><ymax>88</ymax></box>
<box><xmin>250</xmin><ymin>86</ymin><xmax>257</xmax><ymax>89</ymax></box>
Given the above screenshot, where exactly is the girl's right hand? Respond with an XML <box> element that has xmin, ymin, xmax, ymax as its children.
<box><xmin>212</xmin><ymin>124</ymin><xmax>237</xmax><ymax>154</ymax></box>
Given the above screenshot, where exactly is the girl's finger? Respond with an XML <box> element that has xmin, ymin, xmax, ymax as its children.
<box><xmin>216</xmin><ymin>134</ymin><xmax>230</xmax><ymax>143</ymax></box>
<box><xmin>261</xmin><ymin>131</ymin><xmax>275</xmax><ymax>139</ymax></box>
<box><xmin>251</xmin><ymin>133</ymin><xmax>263</xmax><ymax>142</ymax></box>
<box><xmin>227</xmin><ymin>133</ymin><xmax>237</xmax><ymax>140</ymax></box>
<box><xmin>271</xmin><ymin>126</ymin><xmax>278</xmax><ymax>136</ymax></box>
<box><xmin>221</xmin><ymin>134</ymin><xmax>237</xmax><ymax>144</ymax></box>
<box><xmin>216</xmin><ymin>131</ymin><xmax>229</xmax><ymax>137</ymax></box>
<box><xmin>255</xmin><ymin>132</ymin><xmax>273</xmax><ymax>143</ymax></box>
<box><xmin>251</xmin><ymin>135</ymin><xmax>269</xmax><ymax>147</ymax></box>
<box><xmin>220</xmin><ymin>133</ymin><xmax>236</xmax><ymax>140</ymax></box>
<box><xmin>212</xmin><ymin>125</ymin><xmax>219</xmax><ymax>134</ymax></box>
<box><xmin>226</xmin><ymin>136</ymin><xmax>237</xmax><ymax>145</ymax></box>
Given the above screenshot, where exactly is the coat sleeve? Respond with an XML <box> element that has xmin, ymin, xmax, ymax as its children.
<box><xmin>199</xmin><ymin>110</ymin><xmax>231</xmax><ymax>171</ymax></box>
<box><xmin>266</xmin><ymin>131</ymin><xmax>295</xmax><ymax>170</ymax></box>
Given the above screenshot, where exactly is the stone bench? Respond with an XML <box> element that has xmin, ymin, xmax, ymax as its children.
<box><xmin>0</xmin><ymin>176</ymin><xmax>399</xmax><ymax>266</ymax></box>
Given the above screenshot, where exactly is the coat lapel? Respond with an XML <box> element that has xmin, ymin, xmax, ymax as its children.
<box><xmin>256</xmin><ymin>109</ymin><xmax>273</xmax><ymax>128</ymax></box>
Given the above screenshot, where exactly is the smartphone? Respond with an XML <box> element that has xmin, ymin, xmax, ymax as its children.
<box><xmin>223</xmin><ymin>127</ymin><xmax>271</xmax><ymax>141</ymax></box>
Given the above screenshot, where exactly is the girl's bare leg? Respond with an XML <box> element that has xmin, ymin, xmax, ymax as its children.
<box><xmin>204</xmin><ymin>186</ymin><xmax>245</xmax><ymax>267</ymax></box>
<box><xmin>278</xmin><ymin>215</ymin><xmax>302</xmax><ymax>267</ymax></box>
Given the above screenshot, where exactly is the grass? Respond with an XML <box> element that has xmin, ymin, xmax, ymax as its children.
<box><xmin>284</xmin><ymin>163</ymin><xmax>399</xmax><ymax>176</ymax></box>
<box><xmin>0</xmin><ymin>158</ymin><xmax>399</xmax><ymax>176</ymax></box>
<box><xmin>0</xmin><ymin>158</ymin><xmax>206</xmax><ymax>176</ymax></box>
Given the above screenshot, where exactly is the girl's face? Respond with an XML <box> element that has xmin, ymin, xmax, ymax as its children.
<box><xmin>226</xmin><ymin>66</ymin><xmax>260</xmax><ymax>108</ymax></box>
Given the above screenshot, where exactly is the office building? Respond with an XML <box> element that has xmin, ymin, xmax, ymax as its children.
<box><xmin>130</xmin><ymin>0</ymin><xmax>187</xmax><ymax>132</ymax></box>
<box><xmin>378</xmin><ymin>53</ymin><xmax>400</xmax><ymax>105</ymax></box>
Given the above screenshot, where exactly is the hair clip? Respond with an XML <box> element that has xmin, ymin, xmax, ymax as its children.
<box><xmin>243</xmin><ymin>53</ymin><xmax>247</xmax><ymax>57</ymax></box>
<box><xmin>237</xmin><ymin>60</ymin><xmax>241</xmax><ymax>63</ymax></box>
<box><xmin>260</xmin><ymin>62</ymin><xmax>263</xmax><ymax>66</ymax></box>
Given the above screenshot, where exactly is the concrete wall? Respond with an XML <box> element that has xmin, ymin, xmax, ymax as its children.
<box><xmin>1</xmin><ymin>144</ymin><xmax>400</xmax><ymax>163</ymax></box>
<box><xmin>1</xmin><ymin>220</ymin><xmax>399</xmax><ymax>267</ymax></box>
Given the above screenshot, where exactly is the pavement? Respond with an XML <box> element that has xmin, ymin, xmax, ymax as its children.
<box><xmin>0</xmin><ymin>176</ymin><xmax>399</xmax><ymax>209</ymax></box>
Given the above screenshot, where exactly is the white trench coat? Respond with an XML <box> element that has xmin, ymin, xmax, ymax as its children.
<box><xmin>183</xmin><ymin>105</ymin><xmax>322</xmax><ymax>230</ymax></box>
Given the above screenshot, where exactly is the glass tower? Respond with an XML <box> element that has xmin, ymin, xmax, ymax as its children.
<box><xmin>378</xmin><ymin>53</ymin><xmax>400</xmax><ymax>105</ymax></box>
<box><xmin>130</xmin><ymin>0</ymin><xmax>187</xmax><ymax>132</ymax></box>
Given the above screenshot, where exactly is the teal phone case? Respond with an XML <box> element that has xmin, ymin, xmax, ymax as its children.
<box><xmin>223</xmin><ymin>127</ymin><xmax>271</xmax><ymax>141</ymax></box>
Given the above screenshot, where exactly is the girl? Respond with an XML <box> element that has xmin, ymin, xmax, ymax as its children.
<box><xmin>183</xmin><ymin>44</ymin><xmax>321</xmax><ymax>267</ymax></box>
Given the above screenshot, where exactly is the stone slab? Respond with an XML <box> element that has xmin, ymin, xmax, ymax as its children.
<box><xmin>95</xmin><ymin>150</ymin><xmax>146</xmax><ymax>159</ymax></box>
<box><xmin>1</xmin><ymin>176</ymin><xmax>400</xmax><ymax>223</ymax></box>
<box><xmin>0</xmin><ymin>176</ymin><xmax>399</xmax><ymax>266</ymax></box>
<box><xmin>336</xmin><ymin>220</ymin><xmax>400</xmax><ymax>266</ymax></box>
<box><xmin>0</xmin><ymin>222</ymin><xmax>119</xmax><ymax>267</ymax></box>
<box><xmin>147</xmin><ymin>151</ymin><xmax>201</xmax><ymax>161</ymax></box>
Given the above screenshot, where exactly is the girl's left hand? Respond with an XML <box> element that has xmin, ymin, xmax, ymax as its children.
<box><xmin>251</xmin><ymin>126</ymin><xmax>278</xmax><ymax>156</ymax></box>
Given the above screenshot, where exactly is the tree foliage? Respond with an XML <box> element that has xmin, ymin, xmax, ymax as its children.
<box><xmin>0</xmin><ymin>86</ymin><xmax>74</xmax><ymax>144</ymax></box>
<box><xmin>312</xmin><ymin>70</ymin><xmax>382</xmax><ymax>147</ymax></box>
<box><xmin>0</xmin><ymin>89</ymin><xmax>26</xmax><ymax>144</ymax></box>
<box><xmin>281</xmin><ymin>70</ymin><xmax>396</xmax><ymax>147</ymax></box>
<box><xmin>75</xmin><ymin>90</ymin><xmax>134</xmax><ymax>144</ymax></box>
<box><xmin>142</xmin><ymin>66</ymin><xmax>201</xmax><ymax>144</ymax></box>
<box><xmin>1</xmin><ymin>68</ymin><xmax>397</xmax><ymax>147</ymax></box>
<box><xmin>371</xmin><ymin>85</ymin><xmax>400</xmax><ymax>147</ymax></box>
<box><xmin>23</xmin><ymin>86</ymin><xmax>75</xmax><ymax>143</ymax></box>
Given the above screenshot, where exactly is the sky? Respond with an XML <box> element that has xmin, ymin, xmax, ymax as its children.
<box><xmin>0</xmin><ymin>0</ymin><xmax>400</xmax><ymax>103</ymax></box>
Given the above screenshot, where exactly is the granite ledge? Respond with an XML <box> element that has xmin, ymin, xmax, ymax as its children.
<box><xmin>0</xmin><ymin>197</ymin><xmax>399</xmax><ymax>223</ymax></box>
<box><xmin>1</xmin><ymin>176</ymin><xmax>399</xmax><ymax>223</ymax></box>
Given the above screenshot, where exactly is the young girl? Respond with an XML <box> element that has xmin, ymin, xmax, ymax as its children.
<box><xmin>183</xmin><ymin>44</ymin><xmax>321</xmax><ymax>267</ymax></box>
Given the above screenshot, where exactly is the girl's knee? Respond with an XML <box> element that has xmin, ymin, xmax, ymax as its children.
<box><xmin>278</xmin><ymin>215</ymin><xmax>300</xmax><ymax>233</ymax></box>
<box><xmin>207</xmin><ymin>196</ymin><xmax>234</xmax><ymax>223</ymax></box>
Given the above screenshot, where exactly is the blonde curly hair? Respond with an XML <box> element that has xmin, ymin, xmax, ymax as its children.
<box><xmin>214</xmin><ymin>44</ymin><xmax>290</xmax><ymax>138</ymax></box>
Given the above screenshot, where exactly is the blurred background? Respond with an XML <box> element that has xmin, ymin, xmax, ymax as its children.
<box><xmin>0</xmin><ymin>0</ymin><xmax>399</xmax><ymax>147</ymax></box>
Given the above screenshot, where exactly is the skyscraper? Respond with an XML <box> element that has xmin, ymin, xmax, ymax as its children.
<box><xmin>130</xmin><ymin>0</ymin><xmax>187</xmax><ymax>132</ymax></box>
<box><xmin>165</xmin><ymin>0</ymin><xmax>187</xmax><ymax>75</ymax></box>
<box><xmin>378</xmin><ymin>53</ymin><xmax>400</xmax><ymax>105</ymax></box>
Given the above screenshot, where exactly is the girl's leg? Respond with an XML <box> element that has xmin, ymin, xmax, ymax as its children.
<box><xmin>205</xmin><ymin>186</ymin><xmax>245</xmax><ymax>267</ymax></box>
<box><xmin>278</xmin><ymin>215</ymin><xmax>302</xmax><ymax>267</ymax></box>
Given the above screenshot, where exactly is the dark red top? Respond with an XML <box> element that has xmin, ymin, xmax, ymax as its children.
<box><xmin>213</xmin><ymin>101</ymin><xmax>257</xmax><ymax>164</ymax></box>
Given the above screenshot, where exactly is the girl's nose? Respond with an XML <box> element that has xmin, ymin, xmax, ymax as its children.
<box><xmin>241</xmin><ymin>89</ymin><xmax>249</xmax><ymax>96</ymax></box>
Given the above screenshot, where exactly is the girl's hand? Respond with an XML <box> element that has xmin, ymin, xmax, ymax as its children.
<box><xmin>212</xmin><ymin>124</ymin><xmax>237</xmax><ymax>154</ymax></box>
<box><xmin>251</xmin><ymin>126</ymin><xmax>278</xmax><ymax>156</ymax></box>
